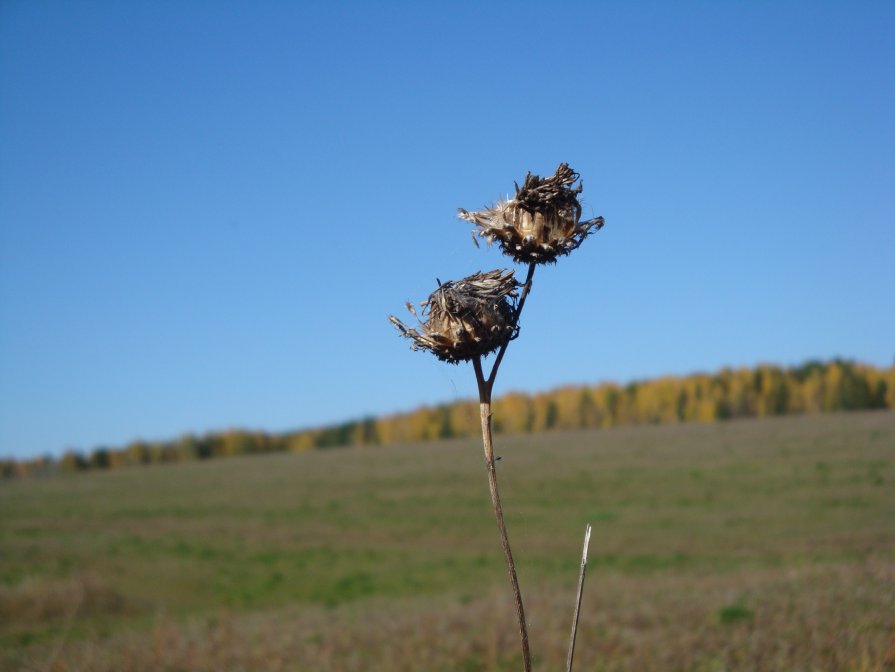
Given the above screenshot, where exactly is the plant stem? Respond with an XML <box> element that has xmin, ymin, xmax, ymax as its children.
<box><xmin>471</xmin><ymin>262</ymin><xmax>537</xmax><ymax>671</ymax></box>
<box><xmin>485</xmin><ymin>262</ymin><xmax>536</xmax><ymax>392</ymax></box>
<box><xmin>566</xmin><ymin>524</ymin><xmax>592</xmax><ymax>672</ymax></box>
<box><xmin>474</xmin><ymin>356</ymin><xmax>531</xmax><ymax>672</ymax></box>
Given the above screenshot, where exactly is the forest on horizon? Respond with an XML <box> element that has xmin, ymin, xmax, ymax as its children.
<box><xmin>4</xmin><ymin>358</ymin><xmax>893</xmax><ymax>479</ymax></box>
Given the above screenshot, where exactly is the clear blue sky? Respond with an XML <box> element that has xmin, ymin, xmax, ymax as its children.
<box><xmin>1</xmin><ymin>1</ymin><xmax>893</xmax><ymax>459</ymax></box>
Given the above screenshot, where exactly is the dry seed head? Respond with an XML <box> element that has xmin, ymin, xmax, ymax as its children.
<box><xmin>389</xmin><ymin>270</ymin><xmax>520</xmax><ymax>363</ymax></box>
<box><xmin>458</xmin><ymin>163</ymin><xmax>605</xmax><ymax>264</ymax></box>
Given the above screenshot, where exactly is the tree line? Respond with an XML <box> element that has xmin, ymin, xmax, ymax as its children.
<box><xmin>3</xmin><ymin>359</ymin><xmax>893</xmax><ymax>479</ymax></box>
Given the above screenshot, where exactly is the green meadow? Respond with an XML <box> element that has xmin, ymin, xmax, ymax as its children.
<box><xmin>2</xmin><ymin>411</ymin><xmax>894</xmax><ymax>671</ymax></box>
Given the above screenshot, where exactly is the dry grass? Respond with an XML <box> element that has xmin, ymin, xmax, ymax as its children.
<box><xmin>0</xmin><ymin>574</ymin><xmax>124</xmax><ymax>626</ymax></box>
<box><xmin>1</xmin><ymin>411</ymin><xmax>893</xmax><ymax>671</ymax></box>
<box><xmin>7</xmin><ymin>561</ymin><xmax>893</xmax><ymax>671</ymax></box>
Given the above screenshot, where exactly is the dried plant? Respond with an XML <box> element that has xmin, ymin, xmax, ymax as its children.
<box><xmin>390</xmin><ymin>163</ymin><xmax>604</xmax><ymax>672</ymax></box>
<box><xmin>458</xmin><ymin>163</ymin><xmax>605</xmax><ymax>264</ymax></box>
<box><xmin>388</xmin><ymin>270</ymin><xmax>520</xmax><ymax>364</ymax></box>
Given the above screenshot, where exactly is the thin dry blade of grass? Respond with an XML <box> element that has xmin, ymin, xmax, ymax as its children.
<box><xmin>566</xmin><ymin>523</ymin><xmax>592</xmax><ymax>672</ymax></box>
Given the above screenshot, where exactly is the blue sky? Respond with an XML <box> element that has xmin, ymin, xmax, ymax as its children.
<box><xmin>1</xmin><ymin>1</ymin><xmax>893</xmax><ymax>459</ymax></box>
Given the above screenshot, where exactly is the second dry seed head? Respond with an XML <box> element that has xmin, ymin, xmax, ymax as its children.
<box><xmin>389</xmin><ymin>269</ymin><xmax>519</xmax><ymax>364</ymax></box>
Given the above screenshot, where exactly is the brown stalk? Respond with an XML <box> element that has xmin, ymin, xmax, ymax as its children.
<box><xmin>473</xmin><ymin>261</ymin><xmax>536</xmax><ymax>672</ymax></box>
<box><xmin>483</xmin><ymin>262</ymin><xmax>536</xmax><ymax>394</ymax></box>
<box><xmin>566</xmin><ymin>524</ymin><xmax>592</xmax><ymax>672</ymax></box>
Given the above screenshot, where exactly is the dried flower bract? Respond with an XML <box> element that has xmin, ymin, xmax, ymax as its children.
<box><xmin>389</xmin><ymin>270</ymin><xmax>520</xmax><ymax>363</ymax></box>
<box><xmin>458</xmin><ymin>163</ymin><xmax>605</xmax><ymax>264</ymax></box>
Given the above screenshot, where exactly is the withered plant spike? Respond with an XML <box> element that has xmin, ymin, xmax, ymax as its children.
<box><xmin>388</xmin><ymin>269</ymin><xmax>520</xmax><ymax>364</ymax></box>
<box><xmin>458</xmin><ymin>162</ymin><xmax>605</xmax><ymax>264</ymax></box>
<box><xmin>566</xmin><ymin>523</ymin><xmax>593</xmax><ymax>672</ymax></box>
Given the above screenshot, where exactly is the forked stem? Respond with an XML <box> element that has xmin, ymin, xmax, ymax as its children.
<box><xmin>471</xmin><ymin>262</ymin><xmax>537</xmax><ymax>672</ymax></box>
<box><xmin>483</xmin><ymin>262</ymin><xmax>536</xmax><ymax>393</ymax></box>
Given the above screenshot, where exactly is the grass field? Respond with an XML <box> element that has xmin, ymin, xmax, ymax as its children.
<box><xmin>2</xmin><ymin>411</ymin><xmax>894</xmax><ymax>671</ymax></box>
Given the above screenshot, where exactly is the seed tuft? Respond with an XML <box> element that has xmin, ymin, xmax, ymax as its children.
<box><xmin>389</xmin><ymin>269</ymin><xmax>520</xmax><ymax>363</ymax></box>
<box><xmin>458</xmin><ymin>163</ymin><xmax>604</xmax><ymax>264</ymax></box>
